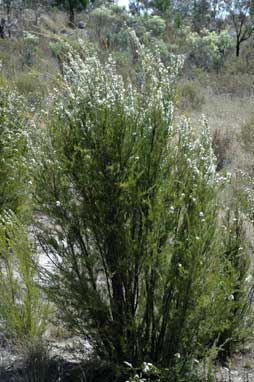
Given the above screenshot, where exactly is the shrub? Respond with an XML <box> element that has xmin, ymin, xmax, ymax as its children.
<box><xmin>125</xmin><ymin>362</ymin><xmax>161</xmax><ymax>382</ymax></box>
<box><xmin>187</xmin><ymin>29</ymin><xmax>234</xmax><ymax>70</ymax></box>
<box><xmin>33</xmin><ymin>44</ymin><xmax>251</xmax><ymax>373</ymax></box>
<box><xmin>241</xmin><ymin>115</ymin><xmax>254</xmax><ymax>154</ymax></box>
<box><xmin>143</xmin><ymin>15</ymin><xmax>166</xmax><ymax>37</ymax></box>
<box><xmin>177</xmin><ymin>80</ymin><xmax>205</xmax><ymax>111</ymax></box>
<box><xmin>0</xmin><ymin>87</ymin><xmax>30</xmax><ymax>217</ymax></box>
<box><xmin>89</xmin><ymin>6</ymin><xmax>123</xmax><ymax>49</ymax></box>
<box><xmin>14</xmin><ymin>72</ymin><xmax>48</xmax><ymax>103</ymax></box>
<box><xmin>21</xmin><ymin>31</ymin><xmax>40</xmax><ymax>68</ymax></box>
<box><xmin>17</xmin><ymin>340</ymin><xmax>51</xmax><ymax>382</ymax></box>
<box><xmin>0</xmin><ymin>211</ymin><xmax>49</xmax><ymax>339</ymax></box>
<box><xmin>49</xmin><ymin>40</ymin><xmax>68</xmax><ymax>60</ymax></box>
<box><xmin>212</xmin><ymin>128</ymin><xmax>231</xmax><ymax>171</ymax></box>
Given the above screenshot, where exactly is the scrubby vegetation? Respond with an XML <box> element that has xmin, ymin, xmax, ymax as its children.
<box><xmin>1</xmin><ymin>1</ymin><xmax>254</xmax><ymax>381</ymax></box>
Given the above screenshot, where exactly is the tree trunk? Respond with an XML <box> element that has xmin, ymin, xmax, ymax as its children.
<box><xmin>0</xmin><ymin>22</ymin><xmax>5</xmax><ymax>39</ymax></box>
<box><xmin>236</xmin><ymin>37</ymin><xmax>240</xmax><ymax>57</ymax></box>
<box><xmin>6</xmin><ymin>0</ymin><xmax>11</xmax><ymax>38</ymax></box>
<box><xmin>68</xmin><ymin>1</ymin><xmax>75</xmax><ymax>28</ymax></box>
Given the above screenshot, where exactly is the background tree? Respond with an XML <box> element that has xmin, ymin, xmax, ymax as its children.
<box><xmin>224</xmin><ymin>0</ymin><xmax>254</xmax><ymax>56</ymax></box>
<box><xmin>56</xmin><ymin>0</ymin><xmax>91</xmax><ymax>26</ymax></box>
<box><xmin>210</xmin><ymin>0</ymin><xmax>224</xmax><ymax>20</ymax></box>
<box><xmin>129</xmin><ymin>0</ymin><xmax>153</xmax><ymax>15</ymax></box>
<box><xmin>129</xmin><ymin>0</ymin><xmax>171</xmax><ymax>15</ymax></box>
<box><xmin>23</xmin><ymin>0</ymin><xmax>48</xmax><ymax>25</ymax></box>
<box><xmin>192</xmin><ymin>0</ymin><xmax>211</xmax><ymax>32</ymax></box>
<box><xmin>150</xmin><ymin>0</ymin><xmax>172</xmax><ymax>14</ymax></box>
<box><xmin>3</xmin><ymin>0</ymin><xmax>11</xmax><ymax>36</ymax></box>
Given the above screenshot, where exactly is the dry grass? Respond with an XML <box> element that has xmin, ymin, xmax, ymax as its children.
<box><xmin>190</xmin><ymin>87</ymin><xmax>254</xmax><ymax>172</ymax></box>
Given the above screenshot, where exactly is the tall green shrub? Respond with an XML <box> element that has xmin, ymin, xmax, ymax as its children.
<box><xmin>0</xmin><ymin>86</ymin><xmax>48</xmax><ymax>342</ymax></box>
<box><xmin>0</xmin><ymin>87</ymin><xmax>30</xmax><ymax>218</ymax></box>
<box><xmin>0</xmin><ymin>210</ymin><xmax>49</xmax><ymax>339</ymax></box>
<box><xmin>33</xmin><ymin>45</ymin><xmax>250</xmax><ymax>369</ymax></box>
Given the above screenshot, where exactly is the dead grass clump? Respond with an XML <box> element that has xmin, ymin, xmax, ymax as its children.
<box><xmin>212</xmin><ymin>128</ymin><xmax>231</xmax><ymax>171</ymax></box>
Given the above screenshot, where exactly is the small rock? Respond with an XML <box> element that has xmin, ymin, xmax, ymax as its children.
<box><xmin>77</xmin><ymin>21</ymin><xmax>85</xmax><ymax>29</ymax></box>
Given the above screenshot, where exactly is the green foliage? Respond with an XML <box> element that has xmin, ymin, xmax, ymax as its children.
<box><xmin>13</xmin><ymin>72</ymin><xmax>48</xmax><ymax>105</ymax></box>
<box><xmin>21</xmin><ymin>32</ymin><xmax>40</xmax><ymax>68</ymax></box>
<box><xmin>88</xmin><ymin>8</ymin><xmax>167</xmax><ymax>66</ymax></box>
<box><xmin>89</xmin><ymin>6</ymin><xmax>129</xmax><ymax>51</ymax></box>
<box><xmin>0</xmin><ymin>210</ymin><xmax>49</xmax><ymax>339</ymax></box>
<box><xmin>31</xmin><ymin>43</ymin><xmax>252</xmax><ymax>374</ymax></box>
<box><xmin>56</xmin><ymin>0</ymin><xmax>92</xmax><ymax>24</ymax></box>
<box><xmin>152</xmin><ymin>0</ymin><xmax>171</xmax><ymax>14</ymax></box>
<box><xmin>125</xmin><ymin>361</ymin><xmax>161</xmax><ymax>382</ymax></box>
<box><xmin>66</xmin><ymin>0</ymin><xmax>90</xmax><ymax>9</ymax></box>
<box><xmin>0</xmin><ymin>87</ymin><xmax>30</xmax><ymax>217</ymax></box>
<box><xmin>225</xmin><ymin>0</ymin><xmax>254</xmax><ymax>56</ymax></box>
<box><xmin>49</xmin><ymin>41</ymin><xmax>67</xmax><ymax>59</ymax></box>
<box><xmin>187</xmin><ymin>29</ymin><xmax>234</xmax><ymax>70</ymax></box>
<box><xmin>0</xmin><ymin>4</ymin><xmax>253</xmax><ymax>380</ymax></box>
<box><xmin>129</xmin><ymin>0</ymin><xmax>171</xmax><ymax>15</ymax></box>
<box><xmin>17</xmin><ymin>340</ymin><xmax>51</xmax><ymax>382</ymax></box>
<box><xmin>192</xmin><ymin>0</ymin><xmax>210</xmax><ymax>32</ymax></box>
<box><xmin>143</xmin><ymin>15</ymin><xmax>166</xmax><ymax>37</ymax></box>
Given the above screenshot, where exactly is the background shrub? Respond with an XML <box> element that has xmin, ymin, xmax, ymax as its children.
<box><xmin>177</xmin><ymin>80</ymin><xmax>205</xmax><ymax>111</ymax></box>
<box><xmin>144</xmin><ymin>15</ymin><xmax>166</xmax><ymax>37</ymax></box>
<box><xmin>241</xmin><ymin>115</ymin><xmax>254</xmax><ymax>154</ymax></box>
<box><xmin>187</xmin><ymin>29</ymin><xmax>234</xmax><ymax>70</ymax></box>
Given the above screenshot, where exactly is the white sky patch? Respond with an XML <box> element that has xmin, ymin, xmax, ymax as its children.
<box><xmin>117</xmin><ymin>0</ymin><xmax>129</xmax><ymax>9</ymax></box>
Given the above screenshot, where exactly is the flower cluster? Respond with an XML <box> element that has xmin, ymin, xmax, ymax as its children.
<box><xmin>52</xmin><ymin>42</ymin><xmax>182</xmax><ymax>119</ymax></box>
<box><xmin>0</xmin><ymin>87</ymin><xmax>30</xmax><ymax>214</ymax></box>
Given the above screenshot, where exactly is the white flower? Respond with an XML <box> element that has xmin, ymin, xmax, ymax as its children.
<box><xmin>124</xmin><ymin>361</ymin><xmax>133</xmax><ymax>368</ymax></box>
<box><xmin>245</xmin><ymin>275</ymin><xmax>252</xmax><ymax>283</ymax></box>
<box><xmin>56</xmin><ymin>200</ymin><xmax>61</xmax><ymax>207</ymax></box>
<box><xmin>142</xmin><ymin>362</ymin><xmax>150</xmax><ymax>373</ymax></box>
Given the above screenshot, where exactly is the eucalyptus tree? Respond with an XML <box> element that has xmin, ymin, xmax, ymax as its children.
<box><xmin>224</xmin><ymin>0</ymin><xmax>254</xmax><ymax>56</ymax></box>
<box><xmin>192</xmin><ymin>0</ymin><xmax>211</xmax><ymax>32</ymax></box>
<box><xmin>56</xmin><ymin>0</ymin><xmax>91</xmax><ymax>26</ymax></box>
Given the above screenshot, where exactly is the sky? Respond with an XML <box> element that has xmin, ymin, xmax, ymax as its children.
<box><xmin>118</xmin><ymin>0</ymin><xmax>129</xmax><ymax>9</ymax></box>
